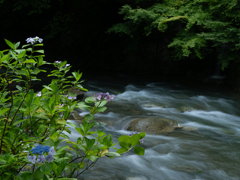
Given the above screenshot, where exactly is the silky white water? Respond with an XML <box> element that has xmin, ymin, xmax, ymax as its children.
<box><xmin>66</xmin><ymin>76</ymin><xmax>240</xmax><ymax>180</ymax></box>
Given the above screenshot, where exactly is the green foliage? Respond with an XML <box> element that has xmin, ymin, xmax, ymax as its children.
<box><xmin>108</xmin><ymin>0</ymin><xmax>240</xmax><ymax>69</ymax></box>
<box><xmin>0</xmin><ymin>38</ymin><xmax>145</xmax><ymax>179</ymax></box>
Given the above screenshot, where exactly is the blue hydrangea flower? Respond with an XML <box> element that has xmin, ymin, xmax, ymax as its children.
<box><xmin>45</xmin><ymin>153</ymin><xmax>54</xmax><ymax>163</ymax></box>
<box><xmin>31</xmin><ymin>145</ymin><xmax>50</xmax><ymax>155</ymax></box>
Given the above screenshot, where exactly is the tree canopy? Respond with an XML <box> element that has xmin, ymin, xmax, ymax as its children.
<box><xmin>108</xmin><ymin>0</ymin><xmax>240</xmax><ymax>70</ymax></box>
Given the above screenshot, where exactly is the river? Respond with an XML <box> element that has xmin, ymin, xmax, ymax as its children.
<box><xmin>63</xmin><ymin>74</ymin><xmax>240</xmax><ymax>180</ymax></box>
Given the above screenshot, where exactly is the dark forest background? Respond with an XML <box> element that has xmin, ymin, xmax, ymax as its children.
<box><xmin>1</xmin><ymin>0</ymin><xmax>240</xmax><ymax>90</ymax></box>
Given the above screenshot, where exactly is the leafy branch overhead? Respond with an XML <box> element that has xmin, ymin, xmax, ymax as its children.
<box><xmin>108</xmin><ymin>0</ymin><xmax>240</xmax><ymax>69</ymax></box>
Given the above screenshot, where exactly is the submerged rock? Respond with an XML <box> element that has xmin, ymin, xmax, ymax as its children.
<box><xmin>177</xmin><ymin>106</ymin><xmax>195</xmax><ymax>113</ymax></box>
<box><xmin>141</xmin><ymin>103</ymin><xmax>166</xmax><ymax>108</ymax></box>
<box><xmin>127</xmin><ymin>117</ymin><xmax>178</xmax><ymax>134</ymax></box>
<box><xmin>68</xmin><ymin>111</ymin><xmax>84</xmax><ymax>120</ymax></box>
<box><xmin>126</xmin><ymin>177</ymin><xmax>148</xmax><ymax>180</ymax></box>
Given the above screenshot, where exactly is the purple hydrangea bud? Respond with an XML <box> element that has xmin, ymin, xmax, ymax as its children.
<box><xmin>27</xmin><ymin>152</ymin><xmax>36</xmax><ymax>164</ymax></box>
<box><xmin>95</xmin><ymin>92</ymin><xmax>114</xmax><ymax>102</ymax></box>
<box><xmin>49</xmin><ymin>146</ymin><xmax>56</xmax><ymax>155</ymax></box>
<box><xmin>37</xmin><ymin>154</ymin><xmax>45</xmax><ymax>163</ymax></box>
<box><xmin>64</xmin><ymin>64</ymin><xmax>70</xmax><ymax>68</ymax></box>
<box><xmin>26</xmin><ymin>36</ymin><xmax>43</xmax><ymax>44</ymax></box>
<box><xmin>36</xmin><ymin>92</ymin><xmax>41</xmax><ymax>97</ymax></box>
<box><xmin>55</xmin><ymin>61</ymin><xmax>61</xmax><ymax>64</ymax></box>
<box><xmin>45</xmin><ymin>153</ymin><xmax>54</xmax><ymax>163</ymax></box>
<box><xmin>65</xmin><ymin>95</ymin><xmax>76</xmax><ymax>100</ymax></box>
<box><xmin>38</xmin><ymin>38</ymin><xmax>43</xmax><ymax>43</ymax></box>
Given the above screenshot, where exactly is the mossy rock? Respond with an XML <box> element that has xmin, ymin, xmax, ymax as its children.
<box><xmin>127</xmin><ymin>117</ymin><xmax>178</xmax><ymax>134</ymax></box>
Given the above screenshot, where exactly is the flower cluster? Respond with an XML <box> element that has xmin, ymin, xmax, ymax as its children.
<box><xmin>31</xmin><ymin>145</ymin><xmax>50</xmax><ymax>154</ymax></box>
<box><xmin>65</xmin><ymin>94</ymin><xmax>76</xmax><ymax>100</ymax></box>
<box><xmin>26</xmin><ymin>36</ymin><xmax>43</xmax><ymax>44</ymax></box>
<box><xmin>93</xmin><ymin>92</ymin><xmax>114</xmax><ymax>102</ymax></box>
<box><xmin>28</xmin><ymin>145</ymin><xmax>56</xmax><ymax>164</ymax></box>
<box><xmin>55</xmin><ymin>61</ymin><xmax>70</xmax><ymax>68</ymax></box>
<box><xmin>129</xmin><ymin>132</ymin><xmax>144</xmax><ymax>143</ymax></box>
<box><xmin>36</xmin><ymin>92</ymin><xmax>76</xmax><ymax>100</ymax></box>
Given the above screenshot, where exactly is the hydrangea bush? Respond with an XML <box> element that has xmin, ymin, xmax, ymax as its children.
<box><xmin>0</xmin><ymin>37</ymin><xmax>145</xmax><ymax>179</ymax></box>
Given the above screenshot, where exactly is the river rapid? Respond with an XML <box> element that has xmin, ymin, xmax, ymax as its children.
<box><xmin>65</xmin><ymin>75</ymin><xmax>240</xmax><ymax>180</ymax></box>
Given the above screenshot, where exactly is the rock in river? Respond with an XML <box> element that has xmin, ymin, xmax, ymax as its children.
<box><xmin>127</xmin><ymin>117</ymin><xmax>178</xmax><ymax>134</ymax></box>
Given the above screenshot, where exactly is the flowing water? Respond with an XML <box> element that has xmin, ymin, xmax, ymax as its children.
<box><xmin>65</xmin><ymin>75</ymin><xmax>240</xmax><ymax>180</ymax></box>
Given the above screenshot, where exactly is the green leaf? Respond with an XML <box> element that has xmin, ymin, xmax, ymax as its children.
<box><xmin>17</xmin><ymin>50</ymin><xmax>26</xmax><ymax>59</ymax></box>
<box><xmin>119</xmin><ymin>142</ymin><xmax>130</xmax><ymax>149</ymax></box>
<box><xmin>90</xmin><ymin>107</ymin><xmax>97</xmax><ymax>115</ymax></box>
<box><xmin>23</xmin><ymin>59</ymin><xmax>36</xmax><ymax>63</ymax></box>
<box><xmin>15</xmin><ymin>69</ymin><xmax>28</xmax><ymax>76</ymax></box>
<box><xmin>118</xmin><ymin>135</ymin><xmax>131</xmax><ymax>143</ymax></box>
<box><xmin>116</xmin><ymin>148</ymin><xmax>128</xmax><ymax>154</ymax></box>
<box><xmin>16</xmin><ymin>85</ymin><xmax>22</xmax><ymax>91</ymax></box>
<box><xmin>139</xmin><ymin>132</ymin><xmax>145</xmax><ymax>139</ymax></box>
<box><xmin>85</xmin><ymin>137</ymin><xmax>95</xmax><ymax>149</ymax></box>
<box><xmin>55</xmin><ymin>119</ymin><xmax>66</xmax><ymax>125</ymax></box>
<box><xmin>12</xmin><ymin>119</ymin><xmax>28</xmax><ymax>126</ymax></box>
<box><xmin>79</xmin><ymin>162</ymin><xmax>85</xmax><ymax>169</ymax></box>
<box><xmin>103</xmin><ymin>134</ymin><xmax>112</xmax><ymax>147</ymax></box>
<box><xmin>57</xmin><ymin>146</ymin><xmax>69</xmax><ymax>154</ymax></box>
<box><xmin>34</xmin><ymin>43</ymin><xmax>43</xmax><ymax>46</ymax></box>
<box><xmin>0</xmin><ymin>108</ymin><xmax>10</xmax><ymax>116</ymax></box>
<box><xmin>34</xmin><ymin>50</ymin><xmax>44</xmax><ymax>54</ymax></box>
<box><xmin>131</xmin><ymin>134</ymin><xmax>140</xmax><ymax>146</ymax></box>
<box><xmin>85</xmin><ymin>96</ymin><xmax>95</xmax><ymax>103</ymax></box>
<box><xmin>41</xmin><ymin>163</ymin><xmax>53</xmax><ymax>174</ymax></box>
<box><xmin>43</xmin><ymin>138</ymin><xmax>54</xmax><ymax>147</ymax></box>
<box><xmin>33</xmin><ymin>167</ymin><xmax>44</xmax><ymax>180</ymax></box>
<box><xmin>75</xmin><ymin>127</ymin><xmax>85</xmax><ymax>136</ymax></box>
<box><xmin>42</xmin><ymin>85</ymin><xmax>53</xmax><ymax>91</ymax></box>
<box><xmin>86</xmin><ymin>155</ymin><xmax>98</xmax><ymax>162</ymax></box>
<box><xmin>84</xmin><ymin>114</ymin><xmax>95</xmax><ymax>121</ymax></box>
<box><xmin>15</xmin><ymin>41</ymin><xmax>20</xmax><ymax>49</ymax></box>
<box><xmin>134</xmin><ymin>146</ymin><xmax>145</xmax><ymax>155</ymax></box>
<box><xmin>76</xmin><ymin>101</ymin><xmax>91</xmax><ymax>110</ymax></box>
<box><xmin>95</xmin><ymin>100</ymin><xmax>107</xmax><ymax>107</ymax></box>
<box><xmin>96</xmin><ymin>107</ymin><xmax>107</xmax><ymax>112</ymax></box>
<box><xmin>67</xmin><ymin>122</ymin><xmax>76</xmax><ymax>127</ymax></box>
<box><xmin>104</xmin><ymin>152</ymin><xmax>120</xmax><ymax>157</ymax></box>
<box><xmin>4</xmin><ymin>39</ymin><xmax>15</xmax><ymax>49</ymax></box>
<box><xmin>0</xmin><ymin>54</ymin><xmax>9</xmax><ymax>63</ymax></box>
